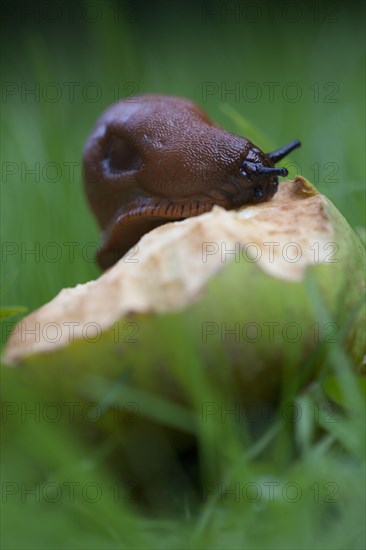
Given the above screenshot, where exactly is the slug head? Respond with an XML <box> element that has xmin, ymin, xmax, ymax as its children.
<box><xmin>83</xmin><ymin>95</ymin><xmax>300</xmax><ymax>269</ymax></box>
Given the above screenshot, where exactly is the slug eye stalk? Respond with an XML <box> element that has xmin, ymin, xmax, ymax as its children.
<box><xmin>267</xmin><ymin>139</ymin><xmax>301</xmax><ymax>163</ymax></box>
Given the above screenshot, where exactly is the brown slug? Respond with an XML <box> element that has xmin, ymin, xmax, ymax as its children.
<box><xmin>83</xmin><ymin>94</ymin><xmax>301</xmax><ymax>270</ymax></box>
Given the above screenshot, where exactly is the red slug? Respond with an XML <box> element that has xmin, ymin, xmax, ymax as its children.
<box><xmin>83</xmin><ymin>95</ymin><xmax>301</xmax><ymax>270</ymax></box>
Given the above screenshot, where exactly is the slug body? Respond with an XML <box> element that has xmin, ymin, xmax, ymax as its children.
<box><xmin>83</xmin><ymin>95</ymin><xmax>300</xmax><ymax>270</ymax></box>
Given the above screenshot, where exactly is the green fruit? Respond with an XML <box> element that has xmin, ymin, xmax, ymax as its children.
<box><xmin>2</xmin><ymin>178</ymin><xmax>365</xmax><ymax>485</ymax></box>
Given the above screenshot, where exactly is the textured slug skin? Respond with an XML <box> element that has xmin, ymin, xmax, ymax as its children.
<box><xmin>83</xmin><ymin>95</ymin><xmax>281</xmax><ymax>270</ymax></box>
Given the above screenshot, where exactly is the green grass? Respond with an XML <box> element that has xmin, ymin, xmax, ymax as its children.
<box><xmin>1</xmin><ymin>1</ymin><xmax>365</xmax><ymax>548</ymax></box>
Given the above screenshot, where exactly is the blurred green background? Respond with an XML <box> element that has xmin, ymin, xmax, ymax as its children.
<box><xmin>1</xmin><ymin>1</ymin><xmax>365</xmax><ymax>549</ymax></box>
<box><xmin>1</xmin><ymin>0</ymin><xmax>365</xmax><ymax>312</ymax></box>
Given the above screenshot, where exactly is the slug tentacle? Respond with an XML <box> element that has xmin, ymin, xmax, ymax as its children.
<box><xmin>241</xmin><ymin>162</ymin><xmax>288</xmax><ymax>180</ymax></box>
<box><xmin>83</xmin><ymin>95</ymin><xmax>301</xmax><ymax>270</ymax></box>
<box><xmin>267</xmin><ymin>140</ymin><xmax>301</xmax><ymax>163</ymax></box>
